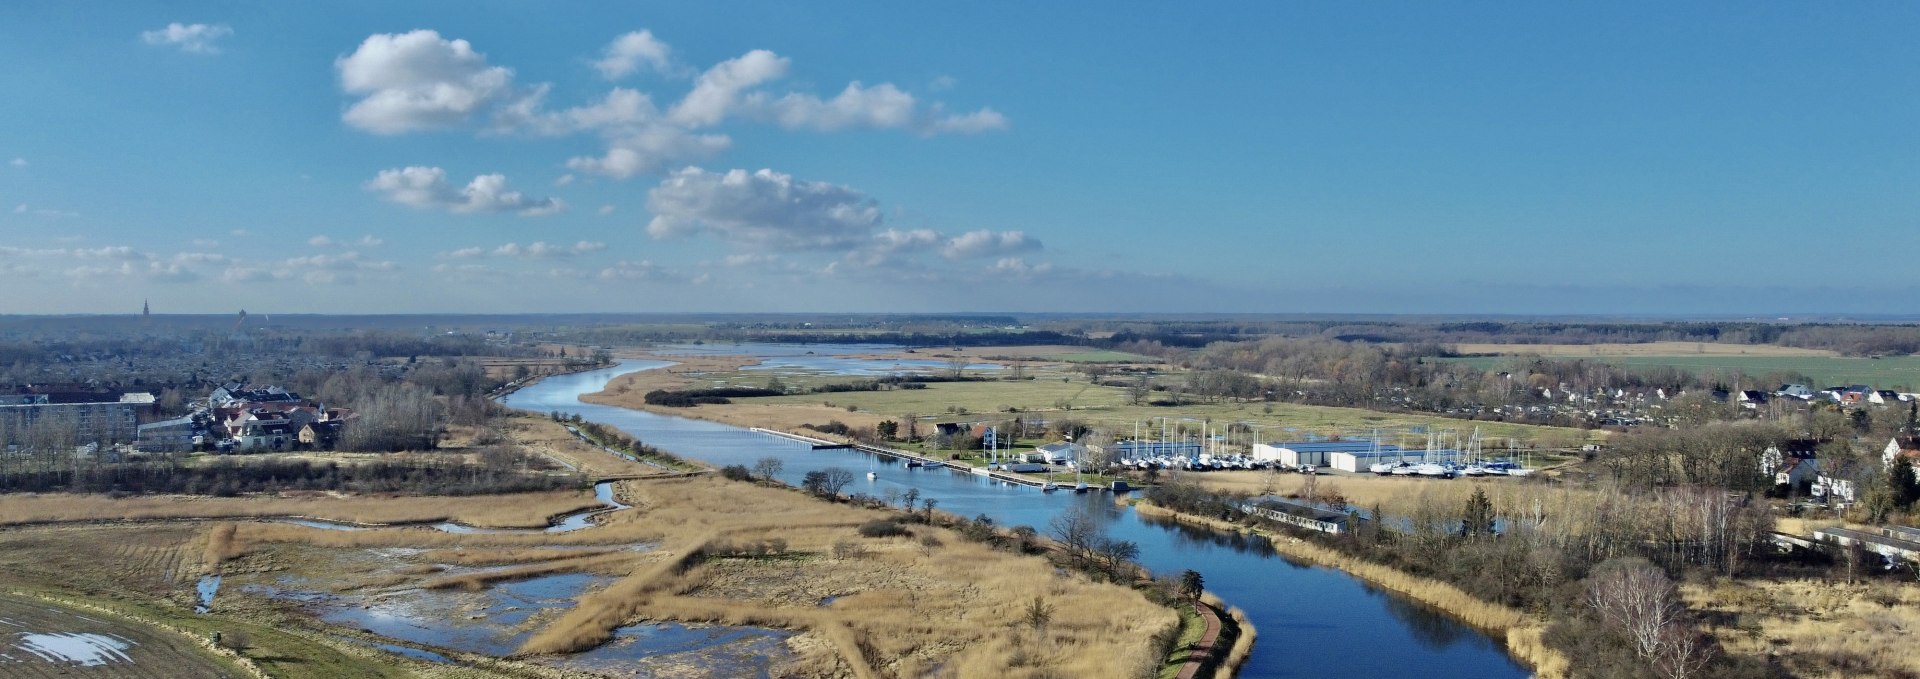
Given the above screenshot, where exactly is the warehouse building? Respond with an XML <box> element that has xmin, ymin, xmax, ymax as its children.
<box><xmin>1252</xmin><ymin>440</ymin><xmax>1401</xmax><ymax>468</ymax></box>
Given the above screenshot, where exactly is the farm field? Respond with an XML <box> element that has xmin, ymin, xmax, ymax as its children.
<box><xmin>1441</xmin><ymin>354</ymin><xmax>1920</xmax><ymax>391</ymax></box>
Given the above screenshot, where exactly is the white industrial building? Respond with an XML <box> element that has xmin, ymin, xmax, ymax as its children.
<box><xmin>1253</xmin><ymin>440</ymin><xmax>1404</xmax><ymax>469</ymax></box>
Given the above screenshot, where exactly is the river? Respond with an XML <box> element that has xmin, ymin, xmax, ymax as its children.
<box><xmin>502</xmin><ymin>356</ymin><xmax>1530</xmax><ymax>679</ymax></box>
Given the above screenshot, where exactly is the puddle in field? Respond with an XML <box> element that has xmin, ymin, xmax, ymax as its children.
<box><xmin>193</xmin><ymin>575</ymin><xmax>221</xmax><ymax>613</ymax></box>
<box><xmin>255</xmin><ymin>567</ymin><xmax>790</xmax><ymax>671</ymax></box>
<box><xmin>12</xmin><ymin>632</ymin><xmax>134</xmax><ymax>666</ymax></box>
<box><xmin>308</xmin><ymin>572</ymin><xmax>614</xmax><ymax>656</ymax></box>
<box><xmin>542</xmin><ymin>622</ymin><xmax>794</xmax><ymax>678</ymax></box>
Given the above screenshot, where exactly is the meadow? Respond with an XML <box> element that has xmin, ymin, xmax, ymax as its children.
<box><xmin>733</xmin><ymin>374</ymin><xmax>1598</xmax><ymax>446</ymax></box>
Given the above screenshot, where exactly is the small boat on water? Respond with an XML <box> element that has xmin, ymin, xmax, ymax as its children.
<box><xmin>1042</xmin><ymin>481</ymin><xmax>1060</xmax><ymax>492</ymax></box>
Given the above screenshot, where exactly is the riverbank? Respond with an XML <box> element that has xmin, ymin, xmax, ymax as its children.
<box><xmin>1129</xmin><ymin>499</ymin><xmax>1570</xmax><ymax>678</ymax></box>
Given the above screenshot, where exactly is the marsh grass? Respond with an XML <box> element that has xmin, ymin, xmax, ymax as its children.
<box><xmin>421</xmin><ymin>551</ymin><xmax>645</xmax><ymax>591</ymax></box>
<box><xmin>510</xmin><ymin>475</ymin><xmax>1176</xmax><ymax>678</ymax></box>
<box><xmin>0</xmin><ymin>489</ymin><xmax>602</xmax><ymax>529</ymax></box>
<box><xmin>1687</xmin><ymin>577</ymin><xmax>1920</xmax><ymax>679</ymax></box>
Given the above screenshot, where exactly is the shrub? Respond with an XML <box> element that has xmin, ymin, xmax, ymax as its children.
<box><xmin>720</xmin><ymin>464</ymin><xmax>753</xmax><ymax>481</ymax></box>
<box><xmin>858</xmin><ymin>518</ymin><xmax>911</xmax><ymax>538</ymax></box>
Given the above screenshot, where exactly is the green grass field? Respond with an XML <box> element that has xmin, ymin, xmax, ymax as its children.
<box><xmin>747</xmin><ymin>373</ymin><xmax>1595</xmax><ymax>446</ymax></box>
<box><xmin>1441</xmin><ymin>355</ymin><xmax>1920</xmax><ymax>390</ymax></box>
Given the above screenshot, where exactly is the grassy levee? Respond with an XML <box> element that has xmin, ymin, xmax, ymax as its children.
<box><xmin>0</xmin><ymin>590</ymin><xmax>261</xmax><ymax>678</ymax></box>
<box><xmin>1130</xmin><ymin>500</ymin><xmax>1570</xmax><ymax>678</ymax></box>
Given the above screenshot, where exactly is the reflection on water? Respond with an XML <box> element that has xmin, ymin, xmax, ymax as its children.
<box><xmin>1377</xmin><ymin>591</ymin><xmax>1493</xmax><ymax>653</ymax></box>
<box><xmin>503</xmin><ymin>357</ymin><xmax>1531</xmax><ymax>679</ymax></box>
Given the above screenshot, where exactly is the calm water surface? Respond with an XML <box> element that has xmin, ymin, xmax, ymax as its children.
<box><xmin>503</xmin><ymin>355</ymin><xmax>1528</xmax><ymax>679</ymax></box>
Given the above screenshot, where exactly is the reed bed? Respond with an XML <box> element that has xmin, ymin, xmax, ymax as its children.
<box><xmin>1686</xmin><ymin>578</ymin><xmax>1920</xmax><ymax>679</ymax></box>
<box><xmin>421</xmin><ymin>551</ymin><xmax>647</xmax><ymax>591</ymax></box>
<box><xmin>1204</xmin><ymin>597</ymin><xmax>1257</xmax><ymax>679</ymax></box>
<box><xmin>0</xmin><ymin>489</ymin><xmax>602</xmax><ymax>529</ymax></box>
<box><xmin>514</xmin><ymin>475</ymin><xmax>1177</xmax><ymax>678</ymax></box>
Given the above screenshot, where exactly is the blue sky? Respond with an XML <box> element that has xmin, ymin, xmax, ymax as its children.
<box><xmin>2</xmin><ymin>3</ymin><xmax>1916</xmax><ymax>315</ymax></box>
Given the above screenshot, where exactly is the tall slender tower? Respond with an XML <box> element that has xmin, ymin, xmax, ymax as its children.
<box><xmin>142</xmin><ymin>299</ymin><xmax>150</xmax><ymax>319</ymax></box>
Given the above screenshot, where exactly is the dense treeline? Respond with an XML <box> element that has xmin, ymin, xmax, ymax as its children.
<box><xmin>1040</xmin><ymin>318</ymin><xmax>1920</xmax><ymax>357</ymax></box>
<box><xmin>1147</xmin><ymin>474</ymin><xmax>1780</xmax><ymax>679</ymax></box>
<box><xmin>642</xmin><ymin>386</ymin><xmax>785</xmax><ymax>407</ymax></box>
<box><xmin>0</xmin><ymin>454</ymin><xmax>580</xmax><ymax>496</ymax></box>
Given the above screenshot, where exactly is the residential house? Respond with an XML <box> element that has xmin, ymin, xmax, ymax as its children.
<box><xmin>1838</xmin><ymin>385</ymin><xmax>1880</xmax><ymax>406</ymax></box>
<box><xmin>298</xmin><ymin>421</ymin><xmax>343</xmax><ymax>449</ymax></box>
<box><xmin>1813</xmin><ymin>475</ymin><xmax>1857</xmax><ymax>503</ymax></box>
<box><xmin>235</xmin><ymin>419</ymin><xmax>294</xmax><ymax>451</ymax></box>
<box><xmin>1777</xmin><ymin>384</ymin><xmax>1815</xmax><ymax>400</ymax></box>
<box><xmin>1884</xmin><ymin>438</ymin><xmax>1920</xmax><ymax>468</ymax></box>
<box><xmin>1761</xmin><ymin>440</ymin><xmax>1820</xmax><ymax>489</ymax></box>
<box><xmin>208</xmin><ymin>383</ymin><xmax>302</xmax><ymax>409</ymax></box>
<box><xmin>1737</xmin><ymin>390</ymin><xmax>1769</xmax><ymax>409</ymax></box>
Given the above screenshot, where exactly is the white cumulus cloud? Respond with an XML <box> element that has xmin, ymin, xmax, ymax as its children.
<box><xmin>336</xmin><ymin>30</ymin><xmax>519</xmax><ymax>134</ymax></box>
<box><xmin>141</xmin><ymin>23</ymin><xmax>232</xmax><ymax>54</ymax></box>
<box><xmin>595</xmin><ymin>30</ymin><xmax>675</xmax><ymax>79</ymax></box>
<box><xmin>646</xmin><ymin>167</ymin><xmax>881</xmax><ymax>250</ymax></box>
<box><xmin>365</xmin><ymin>166</ymin><xmax>564</xmax><ymax>216</ymax></box>
<box><xmin>668</xmin><ymin>50</ymin><xmax>790</xmax><ymax>127</ymax></box>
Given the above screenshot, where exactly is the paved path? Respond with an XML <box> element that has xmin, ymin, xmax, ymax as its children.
<box><xmin>1174</xmin><ymin>602</ymin><xmax>1224</xmax><ymax>679</ymax></box>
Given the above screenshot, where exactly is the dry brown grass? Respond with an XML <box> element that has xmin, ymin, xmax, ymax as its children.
<box><xmin>513</xmin><ymin>475</ymin><xmax>1178</xmax><ymax>678</ymax></box>
<box><xmin>1686</xmin><ymin>577</ymin><xmax>1920</xmax><ymax>679</ymax></box>
<box><xmin>1205</xmin><ymin>597</ymin><xmax>1257</xmax><ymax>679</ymax></box>
<box><xmin>499</xmin><ymin>412</ymin><xmax>673</xmax><ymax>478</ymax></box>
<box><xmin>204</xmin><ymin>522</ymin><xmax>240</xmax><ymax>573</ymax></box>
<box><xmin>1133</xmin><ymin>500</ymin><xmax>1568</xmax><ymax>678</ymax></box>
<box><xmin>421</xmin><ymin>551</ymin><xmax>647</xmax><ymax>592</ymax></box>
<box><xmin>0</xmin><ymin>489</ymin><xmax>602</xmax><ymax>529</ymax></box>
<box><xmin>1448</xmin><ymin>341</ymin><xmax>1836</xmax><ymax>357</ymax></box>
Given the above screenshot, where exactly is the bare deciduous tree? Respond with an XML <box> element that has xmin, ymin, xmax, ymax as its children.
<box><xmin>1586</xmin><ymin>558</ymin><xmax>1683</xmax><ymax>660</ymax></box>
<box><xmin>752</xmin><ymin>456</ymin><xmax>784</xmax><ymax>482</ymax></box>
